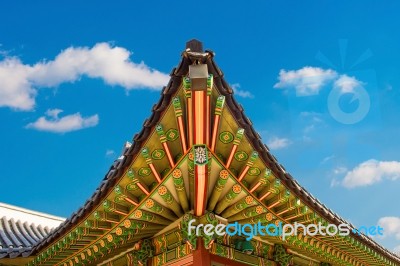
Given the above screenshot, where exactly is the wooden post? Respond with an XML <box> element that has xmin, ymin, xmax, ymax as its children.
<box><xmin>192</xmin><ymin>238</ymin><xmax>211</xmax><ymax>266</ymax></box>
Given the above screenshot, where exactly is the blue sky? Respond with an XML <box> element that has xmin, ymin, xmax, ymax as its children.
<box><xmin>1</xmin><ymin>0</ymin><xmax>400</xmax><ymax>252</ymax></box>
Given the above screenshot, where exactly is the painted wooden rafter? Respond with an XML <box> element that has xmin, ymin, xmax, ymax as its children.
<box><xmin>226</xmin><ymin>128</ymin><xmax>245</xmax><ymax>168</ymax></box>
<box><xmin>211</xmin><ymin>95</ymin><xmax>225</xmax><ymax>152</ymax></box>
<box><xmin>155</xmin><ymin>124</ymin><xmax>175</xmax><ymax>167</ymax></box>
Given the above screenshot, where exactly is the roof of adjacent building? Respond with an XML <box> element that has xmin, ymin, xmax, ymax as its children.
<box><xmin>0</xmin><ymin>203</ymin><xmax>65</xmax><ymax>258</ymax></box>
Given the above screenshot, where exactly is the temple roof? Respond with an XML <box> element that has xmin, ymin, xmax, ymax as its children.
<box><xmin>3</xmin><ymin>40</ymin><xmax>400</xmax><ymax>266</ymax></box>
<box><xmin>0</xmin><ymin>203</ymin><xmax>65</xmax><ymax>259</ymax></box>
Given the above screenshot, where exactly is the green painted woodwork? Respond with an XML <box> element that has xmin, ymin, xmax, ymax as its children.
<box><xmin>165</xmin><ymin>128</ymin><xmax>179</xmax><ymax>141</ymax></box>
<box><xmin>234</xmin><ymin>151</ymin><xmax>248</xmax><ymax>162</ymax></box>
<box><xmin>141</xmin><ymin>147</ymin><xmax>151</xmax><ymax>163</ymax></box>
<box><xmin>221</xmin><ymin>195</ymin><xmax>257</xmax><ymax>217</ymax></box>
<box><xmin>103</xmin><ymin>199</ymin><xmax>129</xmax><ymax>215</ymax></box>
<box><xmin>138</xmin><ymin>167</ymin><xmax>151</xmax><ymax>177</ymax></box>
<box><xmin>131</xmin><ymin>209</ymin><xmax>171</xmax><ymax>225</ymax></box>
<box><xmin>94</xmin><ymin>211</ymin><xmax>119</xmax><ymax>223</ymax></box>
<box><xmin>182</xmin><ymin>77</ymin><xmax>191</xmax><ymax>89</ymax></box>
<box><xmin>219</xmin><ymin>131</ymin><xmax>234</xmax><ymax>144</ymax></box>
<box><xmin>227</xmin><ymin>205</ymin><xmax>267</xmax><ymax>222</ymax></box>
<box><xmin>151</xmin><ymin>149</ymin><xmax>165</xmax><ymax>160</ymax></box>
<box><xmin>180</xmin><ymin>213</ymin><xmax>197</xmax><ymax>250</ymax></box>
<box><xmin>248</xmin><ymin>167</ymin><xmax>261</xmax><ymax>176</ymax></box>
<box><xmin>273</xmin><ymin>244</ymin><xmax>292</xmax><ymax>266</ymax></box>
<box><xmin>172</xmin><ymin>168</ymin><xmax>189</xmax><ymax>212</ymax></box>
<box><xmin>215</xmin><ymin>184</ymin><xmax>242</xmax><ymax>214</ymax></box>
<box><xmin>129</xmin><ymin>239</ymin><xmax>154</xmax><ymax>266</ymax></box>
<box><xmin>127</xmin><ymin>168</ymin><xmax>135</xmax><ymax>178</ymax></box>
<box><xmin>246</xmin><ymin>151</ymin><xmax>259</xmax><ymax>167</ymax></box>
<box><xmin>208</xmin><ymin>169</ymin><xmax>229</xmax><ymax>211</ymax></box>
<box><xmin>233</xmin><ymin>128</ymin><xmax>245</xmax><ymax>146</ymax></box>
<box><xmin>215</xmin><ymin>95</ymin><xmax>226</xmax><ymax>115</ymax></box>
<box><xmin>157</xmin><ymin>185</ymin><xmax>183</xmax><ymax>217</ymax></box>
<box><xmin>202</xmin><ymin>212</ymin><xmax>219</xmax><ymax>249</ymax></box>
<box><xmin>207</xmin><ymin>74</ymin><xmax>213</xmax><ymax>90</ymax></box>
<box><xmin>155</xmin><ymin>124</ymin><xmax>167</xmax><ymax>143</ymax></box>
<box><xmin>172</xmin><ymin>96</ymin><xmax>183</xmax><ymax>117</ymax></box>
<box><xmin>144</xmin><ymin>198</ymin><xmax>176</xmax><ymax>220</ymax></box>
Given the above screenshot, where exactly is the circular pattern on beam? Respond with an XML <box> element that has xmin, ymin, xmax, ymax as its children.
<box><xmin>165</xmin><ymin>128</ymin><xmax>179</xmax><ymax>141</ymax></box>
<box><xmin>219</xmin><ymin>131</ymin><xmax>234</xmax><ymax>144</ymax></box>
<box><xmin>232</xmin><ymin>184</ymin><xmax>242</xmax><ymax>194</ymax></box>
<box><xmin>115</xmin><ymin>227</ymin><xmax>123</xmax><ymax>236</ymax></box>
<box><xmin>158</xmin><ymin>186</ymin><xmax>167</xmax><ymax>196</ymax></box>
<box><xmin>234</xmin><ymin>151</ymin><xmax>248</xmax><ymax>162</ymax></box>
<box><xmin>219</xmin><ymin>170</ymin><xmax>229</xmax><ymax>179</ymax></box>
<box><xmin>172</xmin><ymin>169</ymin><xmax>182</xmax><ymax>178</ymax></box>
<box><xmin>248</xmin><ymin>167</ymin><xmax>261</xmax><ymax>176</ymax></box>
<box><xmin>138</xmin><ymin>167</ymin><xmax>151</xmax><ymax>176</ymax></box>
<box><xmin>245</xmin><ymin>196</ymin><xmax>254</xmax><ymax>205</ymax></box>
<box><xmin>123</xmin><ymin>220</ymin><xmax>131</xmax><ymax>228</ymax></box>
<box><xmin>151</xmin><ymin>149</ymin><xmax>165</xmax><ymax>160</ymax></box>
<box><xmin>134</xmin><ymin>210</ymin><xmax>143</xmax><ymax>219</ymax></box>
<box><xmin>126</xmin><ymin>182</ymin><xmax>138</xmax><ymax>191</ymax></box>
<box><xmin>145</xmin><ymin>199</ymin><xmax>154</xmax><ymax>208</ymax></box>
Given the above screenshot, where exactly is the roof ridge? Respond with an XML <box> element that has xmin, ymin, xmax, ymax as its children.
<box><xmin>0</xmin><ymin>202</ymin><xmax>65</xmax><ymax>222</ymax></box>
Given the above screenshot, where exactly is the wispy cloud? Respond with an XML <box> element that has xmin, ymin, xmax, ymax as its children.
<box><xmin>267</xmin><ymin>137</ymin><xmax>292</xmax><ymax>150</ymax></box>
<box><xmin>274</xmin><ymin>66</ymin><xmax>337</xmax><ymax>96</ymax></box>
<box><xmin>105</xmin><ymin>149</ymin><xmax>115</xmax><ymax>157</ymax></box>
<box><xmin>377</xmin><ymin>217</ymin><xmax>400</xmax><ymax>240</ymax></box>
<box><xmin>321</xmin><ymin>155</ymin><xmax>335</xmax><ymax>164</ymax></box>
<box><xmin>299</xmin><ymin>111</ymin><xmax>326</xmax><ymax>140</ymax></box>
<box><xmin>333</xmin><ymin>166</ymin><xmax>348</xmax><ymax>175</ymax></box>
<box><xmin>26</xmin><ymin>109</ymin><xmax>99</xmax><ymax>133</ymax></box>
<box><xmin>0</xmin><ymin>42</ymin><xmax>169</xmax><ymax>110</ymax></box>
<box><xmin>337</xmin><ymin>159</ymin><xmax>400</xmax><ymax>188</ymax></box>
<box><xmin>231</xmin><ymin>83</ymin><xmax>254</xmax><ymax>98</ymax></box>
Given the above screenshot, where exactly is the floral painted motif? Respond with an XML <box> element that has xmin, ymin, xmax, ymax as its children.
<box><xmin>219</xmin><ymin>131</ymin><xmax>234</xmax><ymax>144</ymax></box>
<box><xmin>165</xmin><ymin>129</ymin><xmax>179</xmax><ymax>141</ymax></box>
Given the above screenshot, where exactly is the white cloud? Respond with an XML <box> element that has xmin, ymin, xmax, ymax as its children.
<box><xmin>341</xmin><ymin>159</ymin><xmax>400</xmax><ymax>188</ymax></box>
<box><xmin>334</xmin><ymin>74</ymin><xmax>363</xmax><ymax>93</ymax></box>
<box><xmin>267</xmin><ymin>137</ymin><xmax>291</xmax><ymax>150</ymax></box>
<box><xmin>274</xmin><ymin>66</ymin><xmax>337</xmax><ymax>96</ymax></box>
<box><xmin>26</xmin><ymin>109</ymin><xmax>99</xmax><ymax>133</ymax></box>
<box><xmin>231</xmin><ymin>83</ymin><xmax>254</xmax><ymax>98</ymax></box>
<box><xmin>377</xmin><ymin>217</ymin><xmax>400</xmax><ymax>240</ymax></box>
<box><xmin>105</xmin><ymin>150</ymin><xmax>115</xmax><ymax>157</ymax></box>
<box><xmin>0</xmin><ymin>58</ymin><xmax>37</xmax><ymax>110</ymax></box>
<box><xmin>0</xmin><ymin>42</ymin><xmax>169</xmax><ymax>110</ymax></box>
<box><xmin>274</xmin><ymin>67</ymin><xmax>365</xmax><ymax>98</ymax></box>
